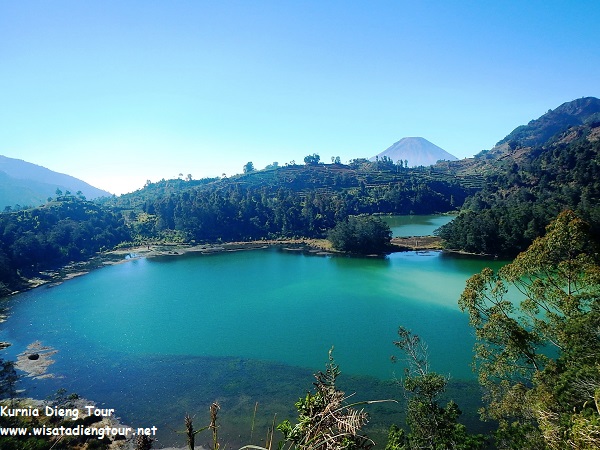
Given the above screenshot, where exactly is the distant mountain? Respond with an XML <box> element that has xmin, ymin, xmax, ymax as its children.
<box><xmin>0</xmin><ymin>155</ymin><xmax>111</xmax><ymax>210</ymax></box>
<box><xmin>371</xmin><ymin>137</ymin><xmax>458</xmax><ymax>167</ymax></box>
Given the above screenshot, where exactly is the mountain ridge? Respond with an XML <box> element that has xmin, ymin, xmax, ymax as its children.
<box><xmin>0</xmin><ymin>155</ymin><xmax>112</xmax><ymax>210</ymax></box>
<box><xmin>437</xmin><ymin>96</ymin><xmax>600</xmax><ymax>256</ymax></box>
<box><xmin>495</xmin><ymin>96</ymin><xmax>600</xmax><ymax>149</ymax></box>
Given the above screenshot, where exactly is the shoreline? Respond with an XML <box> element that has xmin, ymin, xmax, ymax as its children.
<box><xmin>1</xmin><ymin>236</ymin><xmax>448</xmax><ymax>303</ymax></box>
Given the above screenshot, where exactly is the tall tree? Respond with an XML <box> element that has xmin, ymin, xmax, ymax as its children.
<box><xmin>304</xmin><ymin>154</ymin><xmax>321</xmax><ymax>165</ymax></box>
<box><xmin>459</xmin><ymin>210</ymin><xmax>600</xmax><ymax>449</ymax></box>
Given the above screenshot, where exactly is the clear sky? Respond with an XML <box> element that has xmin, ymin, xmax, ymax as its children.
<box><xmin>1</xmin><ymin>1</ymin><xmax>599</xmax><ymax>195</ymax></box>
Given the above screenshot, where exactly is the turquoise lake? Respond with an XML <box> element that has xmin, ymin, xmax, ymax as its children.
<box><xmin>381</xmin><ymin>214</ymin><xmax>454</xmax><ymax>237</ymax></box>
<box><xmin>0</xmin><ymin>217</ymin><xmax>505</xmax><ymax>448</ymax></box>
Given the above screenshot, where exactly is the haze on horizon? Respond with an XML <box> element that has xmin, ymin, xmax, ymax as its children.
<box><xmin>1</xmin><ymin>1</ymin><xmax>599</xmax><ymax>195</ymax></box>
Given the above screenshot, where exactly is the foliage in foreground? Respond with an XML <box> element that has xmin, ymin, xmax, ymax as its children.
<box><xmin>386</xmin><ymin>327</ymin><xmax>486</xmax><ymax>450</ymax></box>
<box><xmin>177</xmin><ymin>351</ymin><xmax>389</xmax><ymax>450</ymax></box>
<box><xmin>459</xmin><ymin>210</ymin><xmax>600</xmax><ymax>449</ymax></box>
<box><xmin>277</xmin><ymin>349</ymin><xmax>378</xmax><ymax>450</ymax></box>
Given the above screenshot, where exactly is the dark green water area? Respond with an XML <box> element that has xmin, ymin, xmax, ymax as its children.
<box><xmin>0</xmin><ymin>218</ymin><xmax>505</xmax><ymax>448</ymax></box>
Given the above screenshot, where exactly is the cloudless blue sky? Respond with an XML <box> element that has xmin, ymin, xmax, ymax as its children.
<box><xmin>1</xmin><ymin>1</ymin><xmax>599</xmax><ymax>194</ymax></box>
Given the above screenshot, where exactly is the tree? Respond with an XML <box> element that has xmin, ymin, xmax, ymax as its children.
<box><xmin>389</xmin><ymin>327</ymin><xmax>486</xmax><ymax>450</ymax></box>
<box><xmin>243</xmin><ymin>162</ymin><xmax>255</xmax><ymax>173</ymax></box>
<box><xmin>375</xmin><ymin>156</ymin><xmax>395</xmax><ymax>171</ymax></box>
<box><xmin>459</xmin><ymin>210</ymin><xmax>600</xmax><ymax>449</ymax></box>
<box><xmin>0</xmin><ymin>359</ymin><xmax>19</xmax><ymax>406</ymax></box>
<box><xmin>328</xmin><ymin>216</ymin><xmax>392</xmax><ymax>253</ymax></box>
<box><xmin>304</xmin><ymin>154</ymin><xmax>321</xmax><ymax>165</ymax></box>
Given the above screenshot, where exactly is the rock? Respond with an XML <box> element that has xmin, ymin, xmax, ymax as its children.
<box><xmin>16</xmin><ymin>341</ymin><xmax>58</xmax><ymax>379</ymax></box>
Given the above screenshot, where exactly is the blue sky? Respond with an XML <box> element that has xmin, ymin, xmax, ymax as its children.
<box><xmin>1</xmin><ymin>1</ymin><xmax>599</xmax><ymax>195</ymax></box>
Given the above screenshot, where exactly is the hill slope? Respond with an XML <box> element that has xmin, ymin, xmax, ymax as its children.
<box><xmin>0</xmin><ymin>155</ymin><xmax>111</xmax><ymax>210</ymax></box>
<box><xmin>437</xmin><ymin>97</ymin><xmax>600</xmax><ymax>256</ymax></box>
<box><xmin>371</xmin><ymin>137</ymin><xmax>458</xmax><ymax>167</ymax></box>
<box><xmin>102</xmin><ymin>161</ymin><xmax>484</xmax><ymax>243</ymax></box>
<box><xmin>495</xmin><ymin>96</ymin><xmax>600</xmax><ymax>149</ymax></box>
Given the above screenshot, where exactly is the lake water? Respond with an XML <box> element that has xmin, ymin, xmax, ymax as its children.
<box><xmin>381</xmin><ymin>214</ymin><xmax>455</xmax><ymax>237</ymax></box>
<box><xmin>0</xmin><ymin>217</ymin><xmax>503</xmax><ymax>448</ymax></box>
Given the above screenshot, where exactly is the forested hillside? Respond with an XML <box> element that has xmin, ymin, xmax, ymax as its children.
<box><xmin>0</xmin><ymin>197</ymin><xmax>130</xmax><ymax>295</ymax></box>
<box><xmin>102</xmin><ymin>162</ymin><xmax>481</xmax><ymax>243</ymax></box>
<box><xmin>437</xmin><ymin>97</ymin><xmax>600</xmax><ymax>256</ymax></box>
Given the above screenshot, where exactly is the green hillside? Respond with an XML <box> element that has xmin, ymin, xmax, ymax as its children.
<box><xmin>101</xmin><ymin>161</ymin><xmax>482</xmax><ymax>243</ymax></box>
<box><xmin>437</xmin><ymin>97</ymin><xmax>600</xmax><ymax>256</ymax></box>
